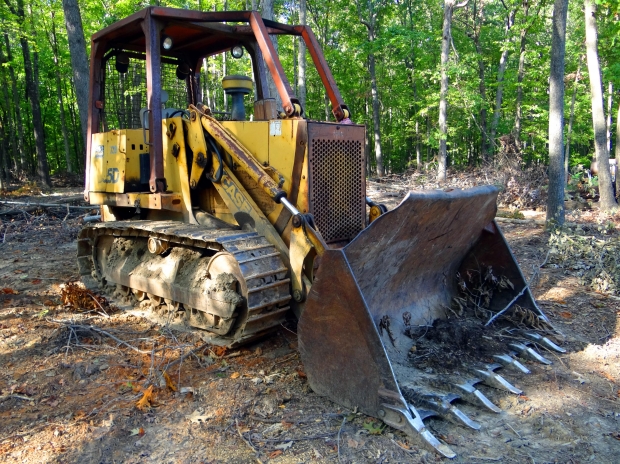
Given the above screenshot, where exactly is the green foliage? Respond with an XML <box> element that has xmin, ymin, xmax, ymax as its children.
<box><xmin>363</xmin><ymin>419</ymin><xmax>386</xmax><ymax>435</ymax></box>
<box><xmin>0</xmin><ymin>0</ymin><xmax>617</xmax><ymax>178</ymax></box>
<box><xmin>497</xmin><ymin>209</ymin><xmax>525</xmax><ymax>220</ymax></box>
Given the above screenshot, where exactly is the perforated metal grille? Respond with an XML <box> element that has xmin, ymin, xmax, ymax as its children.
<box><xmin>308</xmin><ymin>132</ymin><xmax>365</xmax><ymax>243</ymax></box>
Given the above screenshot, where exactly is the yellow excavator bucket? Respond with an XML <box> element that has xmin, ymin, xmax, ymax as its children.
<box><xmin>298</xmin><ymin>186</ymin><xmax>553</xmax><ymax>458</ymax></box>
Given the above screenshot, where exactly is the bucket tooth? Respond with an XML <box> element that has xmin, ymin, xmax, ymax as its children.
<box><xmin>472</xmin><ymin>365</ymin><xmax>522</xmax><ymax>394</ymax></box>
<box><xmin>509</xmin><ymin>342</ymin><xmax>552</xmax><ymax>365</ymax></box>
<box><xmin>450</xmin><ymin>404</ymin><xmax>481</xmax><ymax>430</ymax></box>
<box><xmin>379</xmin><ymin>403</ymin><xmax>456</xmax><ymax>459</ymax></box>
<box><xmin>454</xmin><ymin>381</ymin><xmax>502</xmax><ymax>413</ymax></box>
<box><xmin>417</xmin><ymin>409</ymin><xmax>438</xmax><ymax>421</ymax></box>
<box><xmin>523</xmin><ymin>332</ymin><xmax>566</xmax><ymax>353</ymax></box>
<box><xmin>407</xmin><ymin>391</ymin><xmax>480</xmax><ymax>430</ymax></box>
<box><xmin>493</xmin><ymin>354</ymin><xmax>531</xmax><ymax>374</ymax></box>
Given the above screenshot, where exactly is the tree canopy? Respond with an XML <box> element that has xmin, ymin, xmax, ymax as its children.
<box><xmin>1</xmin><ymin>0</ymin><xmax>619</xmax><ymax>182</ymax></box>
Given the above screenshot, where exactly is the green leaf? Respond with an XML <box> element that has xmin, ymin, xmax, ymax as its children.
<box><xmin>363</xmin><ymin>420</ymin><xmax>386</xmax><ymax>435</ymax></box>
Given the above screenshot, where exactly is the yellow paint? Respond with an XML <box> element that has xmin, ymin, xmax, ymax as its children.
<box><xmin>212</xmin><ymin>166</ymin><xmax>290</xmax><ymax>267</ymax></box>
<box><xmin>222</xmin><ymin>119</ymin><xmax>310</xmax><ymax>224</ymax></box>
<box><xmin>297</xmin><ymin>155</ymin><xmax>310</xmax><ymax>214</ymax></box>
<box><xmin>163</xmin><ymin>117</ymin><xmax>197</xmax><ymax>224</ymax></box>
<box><xmin>222</xmin><ymin>77</ymin><xmax>253</xmax><ymax>91</ymax></box>
<box><xmin>222</xmin><ymin>119</ymin><xmax>303</xmax><ymax>199</ymax></box>
<box><xmin>90</xmin><ymin>129</ymin><xmax>149</xmax><ymax>194</ymax></box>
<box><xmin>161</xmin><ymin>118</ymin><xmax>181</xmax><ymax>194</ymax></box>
<box><xmin>89</xmin><ymin>192</ymin><xmax>183</xmax><ymax>211</ymax></box>
<box><xmin>267</xmin><ymin>119</ymin><xmax>297</xmax><ymax>196</ymax></box>
<box><xmin>90</xmin><ymin>132</ymin><xmax>107</xmax><ymax>193</ymax></box>
<box><xmin>221</xmin><ymin>121</ymin><xmax>270</xmax><ymax>166</ymax></box>
<box><xmin>119</xmin><ymin>129</ymin><xmax>148</xmax><ymax>189</ymax></box>
<box><xmin>89</xmin><ymin>114</ymin><xmax>310</xmax><ymax>243</ymax></box>
<box><xmin>185</xmin><ymin>109</ymin><xmax>210</xmax><ymax>188</ymax></box>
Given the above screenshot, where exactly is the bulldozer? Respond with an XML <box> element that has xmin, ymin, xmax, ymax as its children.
<box><xmin>78</xmin><ymin>7</ymin><xmax>563</xmax><ymax>458</ymax></box>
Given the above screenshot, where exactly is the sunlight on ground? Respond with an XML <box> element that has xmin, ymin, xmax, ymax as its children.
<box><xmin>575</xmin><ymin>338</ymin><xmax>620</xmax><ymax>377</ymax></box>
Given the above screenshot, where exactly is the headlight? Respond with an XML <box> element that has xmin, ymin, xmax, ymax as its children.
<box><xmin>231</xmin><ymin>45</ymin><xmax>244</xmax><ymax>59</ymax></box>
<box><xmin>162</xmin><ymin>36</ymin><xmax>173</xmax><ymax>50</ymax></box>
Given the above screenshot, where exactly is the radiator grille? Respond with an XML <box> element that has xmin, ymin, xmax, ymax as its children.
<box><xmin>308</xmin><ymin>131</ymin><xmax>365</xmax><ymax>243</ymax></box>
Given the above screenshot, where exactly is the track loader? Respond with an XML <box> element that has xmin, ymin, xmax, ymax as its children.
<box><xmin>78</xmin><ymin>7</ymin><xmax>562</xmax><ymax>458</ymax></box>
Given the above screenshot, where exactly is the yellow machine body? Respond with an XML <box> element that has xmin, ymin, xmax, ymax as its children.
<box><xmin>78</xmin><ymin>8</ymin><xmax>556</xmax><ymax>459</ymax></box>
<box><xmin>89</xmin><ymin>118</ymin><xmax>327</xmax><ymax>237</ymax></box>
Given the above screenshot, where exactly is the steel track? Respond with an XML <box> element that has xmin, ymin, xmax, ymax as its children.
<box><xmin>77</xmin><ymin>221</ymin><xmax>291</xmax><ymax>347</ymax></box>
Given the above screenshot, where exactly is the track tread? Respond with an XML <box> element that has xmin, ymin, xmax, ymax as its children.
<box><xmin>78</xmin><ymin>221</ymin><xmax>291</xmax><ymax>346</ymax></box>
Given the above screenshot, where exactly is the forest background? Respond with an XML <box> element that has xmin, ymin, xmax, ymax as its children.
<box><xmin>0</xmin><ymin>0</ymin><xmax>619</xmax><ymax>211</ymax></box>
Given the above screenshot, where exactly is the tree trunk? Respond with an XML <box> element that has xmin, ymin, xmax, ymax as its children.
<box><xmin>20</xmin><ymin>37</ymin><xmax>50</xmax><ymax>186</ymax></box>
<box><xmin>585</xmin><ymin>0</ymin><xmax>617</xmax><ymax>211</ymax></box>
<box><xmin>297</xmin><ymin>0</ymin><xmax>307</xmax><ymax>112</ymax></box>
<box><xmin>358</xmin><ymin>0</ymin><xmax>384</xmax><ymax>177</ymax></box>
<box><xmin>607</xmin><ymin>81</ymin><xmax>613</xmax><ymax>152</ymax></box>
<box><xmin>0</xmin><ymin>115</ymin><xmax>8</xmax><ymax>188</ymax></box>
<box><xmin>62</xmin><ymin>0</ymin><xmax>90</xmax><ymax>156</ymax></box>
<box><xmin>0</xmin><ymin>41</ymin><xmax>15</xmax><ymax>173</ymax></box>
<box><xmin>546</xmin><ymin>0</ymin><xmax>568</xmax><ymax>225</ymax></box>
<box><xmin>616</xmin><ymin>98</ymin><xmax>620</xmax><ymax>161</ymax></box>
<box><xmin>426</xmin><ymin>115</ymin><xmax>431</xmax><ymax>164</ymax></box>
<box><xmin>468</xmin><ymin>0</ymin><xmax>489</xmax><ymax>162</ymax></box>
<box><xmin>514</xmin><ymin>1</ymin><xmax>531</xmax><ymax>150</ymax></box>
<box><xmin>474</xmin><ymin>37</ymin><xmax>489</xmax><ymax>162</ymax></box>
<box><xmin>414</xmin><ymin>82</ymin><xmax>421</xmax><ymax>169</ymax></box>
<box><xmin>489</xmin><ymin>8</ymin><xmax>516</xmax><ymax>150</ymax></box>
<box><xmin>51</xmin><ymin>12</ymin><xmax>72</xmax><ymax>173</ymax></box>
<box><xmin>3</xmin><ymin>33</ymin><xmax>26</xmax><ymax>172</ymax></box>
<box><xmin>438</xmin><ymin>1</ymin><xmax>456</xmax><ymax>182</ymax></box>
<box><xmin>564</xmin><ymin>57</ymin><xmax>581</xmax><ymax>182</ymax></box>
<box><xmin>31</xmin><ymin>42</ymin><xmax>50</xmax><ymax>179</ymax></box>
<box><xmin>368</xmin><ymin>45</ymin><xmax>384</xmax><ymax>177</ymax></box>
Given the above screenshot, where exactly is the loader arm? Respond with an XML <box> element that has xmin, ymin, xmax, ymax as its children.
<box><xmin>184</xmin><ymin>105</ymin><xmax>327</xmax><ymax>304</ymax></box>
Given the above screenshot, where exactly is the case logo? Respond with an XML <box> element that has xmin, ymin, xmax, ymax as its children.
<box><xmin>222</xmin><ymin>175</ymin><xmax>252</xmax><ymax>214</ymax></box>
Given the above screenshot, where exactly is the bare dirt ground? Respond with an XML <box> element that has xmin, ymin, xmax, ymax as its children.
<box><xmin>0</xmin><ymin>173</ymin><xmax>619</xmax><ymax>463</ymax></box>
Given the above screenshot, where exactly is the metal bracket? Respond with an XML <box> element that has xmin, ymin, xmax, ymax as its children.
<box><xmin>379</xmin><ymin>403</ymin><xmax>456</xmax><ymax>459</ymax></box>
<box><xmin>141</xmin><ymin>109</ymin><xmax>152</xmax><ymax>146</ymax></box>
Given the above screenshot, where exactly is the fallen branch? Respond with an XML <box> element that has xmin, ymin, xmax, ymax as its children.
<box><xmin>0</xmin><ymin>200</ymin><xmax>93</xmax><ymax>210</ymax></box>
<box><xmin>236</xmin><ymin>418</ymin><xmax>264</xmax><ymax>464</ymax></box>
<box><xmin>48</xmin><ymin>195</ymin><xmax>85</xmax><ymax>204</ymax></box>
<box><xmin>165</xmin><ymin>342</ymin><xmax>210</xmax><ymax>370</ymax></box>
<box><xmin>495</xmin><ymin>216</ymin><xmax>581</xmax><ymax>228</ymax></box>
<box><xmin>0</xmin><ymin>421</ymin><xmax>70</xmax><ymax>444</ymax></box>
<box><xmin>50</xmin><ymin>320</ymin><xmax>151</xmax><ymax>354</ymax></box>
<box><xmin>260</xmin><ymin>432</ymin><xmax>337</xmax><ymax>442</ymax></box>
<box><xmin>0</xmin><ymin>394</ymin><xmax>34</xmax><ymax>403</ymax></box>
<box><xmin>0</xmin><ymin>207</ymin><xmax>37</xmax><ymax>216</ymax></box>
<box><xmin>249</xmin><ymin>416</ymin><xmax>280</xmax><ymax>424</ymax></box>
<box><xmin>585</xmin><ymin>291</ymin><xmax>620</xmax><ymax>301</ymax></box>
<box><xmin>337</xmin><ymin>416</ymin><xmax>346</xmax><ymax>462</ymax></box>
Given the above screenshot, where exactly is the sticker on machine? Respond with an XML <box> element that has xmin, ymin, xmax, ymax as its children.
<box><xmin>94</xmin><ymin>145</ymin><xmax>104</xmax><ymax>158</ymax></box>
<box><xmin>269</xmin><ymin>120</ymin><xmax>281</xmax><ymax>136</ymax></box>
